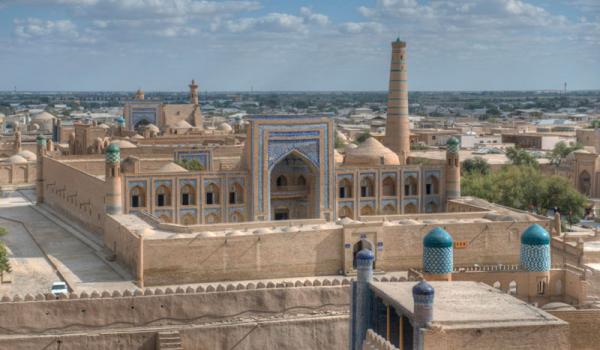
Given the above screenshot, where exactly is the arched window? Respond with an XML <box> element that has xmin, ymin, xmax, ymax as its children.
<box><xmin>130</xmin><ymin>186</ymin><xmax>146</xmax><ymax>208</ymax></box>
<box><xmin>404</xmin><ymin>176</ymin><xmax>418</xmax><ymax>196</ymax></box>
<box><xmin>338</xmin><ymin>178</ymin><xmax>353</xmax><ymax>199</ymax></box>
<box><xmin>181</xmin><ymin>213</ymin><xmax>196</xmax><ymax>225</ymax></box>
<box><xmin>205</xmin><ymin>213</ymin><xmax>219</xmax><ymax>224</ymax></box>
<box><xmin>360</xmin><ymin>205</ymin><xmax>374</xmax><ymax>216</ymax></box>
<box><xmin>159</xmin><ymin>215</ymin><xmax>171</xmax><ymax>223</ymax></box>
<box><xmin>425</xmin><ymin>201</ymin><xmax>438</xmax><ymax>213</ymax></box>
<box><xmin>404</xmin><ymin>203</ymin><xmax>417</xmax><ymax>214</ymax></box>
<box><xmin>339</xmin><ymin>206</ymin><xmax>353</xmax><ymax>219</ymax></box>
<box><xmin>228</xmin><ymin>183</ymin><xmax>243</xmax><ymax>204</ymax></box>
<box><xmin>382</xmin><ymin>177</ymin><xmax>396</xmax><ymax>196</ymax></box>
<box><xmin>297</xmin><ymin>175</ymin><xmax>306</xmax><ymax>186</ymax></box>
<box><xmin>180</xmin><ymin>184</ymin><xmax>195</xmax><ymax>206</ymax></box>
<box><xmin>205</xmin><ymin>183</ymin><xmax>220</xmax><ymax>205</ymax></box>
<box><xmin>383</xmin><ymin>204</ymin><xmax>396</xmax><ymax>215</ymax></box>
<box><xmin>425</xmin><ymin>175</ymin><xmax>439</xmax><ymax>195</ymax></box>
<box><xmin>276</xmin><ymin>175</ymin><xmax>287</xmax><ymax>187</ymax></box>
<box><xmin>230</xmin><ymin>212</ymin><xmax>243</xmax><ymax>223</ymax></box>
<box><xmin>156</xmin><ymin>185</ymin><xmax>171</xmax><ymax>207</ymax></box>
<box><xmin>360</xmin><ymin>177</ymin><xmax>374</xmax><ymax>198</ymax></box>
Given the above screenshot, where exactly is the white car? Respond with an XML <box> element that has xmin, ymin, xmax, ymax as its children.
<box><xmin>51</xmin><ymin>281</ymin><xmax>68</xmax><ymax>296</ymax></box>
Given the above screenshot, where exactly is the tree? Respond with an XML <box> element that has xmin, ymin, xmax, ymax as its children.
<box><xmin>549</xmin><ymin>141</ymin><xmax>583</xmax><ymax>167</ymax></box>
<box><xmin>505</xmin><ymin>146</ymin><xmax>538</xmax><ymax>167</ymax></box>
<box><xmin>0</xmin><ymin>227</ymin><xmax>10</xmax><ymax>275</ymax></box>
<box><xmin>175</xmin><ymin>159</ymin><xmax>204</xmax><ymax>171</ymax></box>
<box><xmin>590</xmin><ymin>120</ymin><xmax>600</xmax><ymax>129</ymax></box>
<box><xmin>462</xmin><ymin>157</ymin><xmax>490</xmax><ymax>175</ymax></box>
<box><xmin>334</xmin><ymin>131</ymin><xmax>345</xmax><ymax>149</ymax></box>
<box><xmin>462</xmin><ymin>165</ymin><xmax>587</xmax><ymax>222</ymax></box>
<box><xmin>355</xmin><ymin>131</ymin><xmax>371</xmax><ymax>144</ymax></box>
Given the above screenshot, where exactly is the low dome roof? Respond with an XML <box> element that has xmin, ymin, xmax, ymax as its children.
<box><xmin>144</xmin><ymin>124</ymin><xmax>160</xmax><ymax>133</ymax></box>
<box><xmin>218</xmin><ymin>122</ymin><xmax>233</xmax><ymax>131</ymax></box>
<box><xmin>132</xmin><ymin>134</ymin><xmax>144</xmax><ymax>139</ymax></box>
<box><xmin>412</xmin><ymin>280</ymin><xmax>434</xmax><ymax>296</ymax></box>
<box><xmin>17</xmin><ymin>150</ymin><xmax>36</xmax><ymax>161</ymax></box>
<box><xmin>521</xmin><ymin>224</ymin><xmax>550</xmax><ymax>245</ymax></box>
<box><xmin>31</xmin><ymin>111</ymin><xmax>56</xmax><ymax>121</ymax></box>
<box><xmin>541</xmin><ymin>302</ymin><xmax>575</xmax><ymax>311</ymax></box>
<box><xmin>7</xmin><ymin>155</ymin><xmax>28</xmax><ymax>164</ymax></box>
<box><xmin>170</xmin><ymin>120</ymin><xmax>192</xmax><ymax>129</ymax></box>
<box><xmin>345</xmin><ymin>143</ymin><xmax>358</xmax><ymax>150</ymax></box>
<box><xmin>98</xmin><ymin>123</ymin><xmax>110</xmax><ymax>129</ymax></box>
<box><xmin>344</xmin><ymin>137</ymin><xmax>399</xmax><ymax>166</ymax></box>
<box><xmin>157</xmin><ymin>162</ymin><xmax>188</xmax><ymax>173</ymax></box>
<box><xmin>110</xmin><ymin>140</ymin><xmax>137</xmax><ymax>149</ymax></box>
<box><xmin>424</xmin><ymin>227</ymin><xmax>453</xmax><ymax>248</ymax></box>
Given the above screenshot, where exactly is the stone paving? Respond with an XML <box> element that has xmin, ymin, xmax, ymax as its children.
<box><xmin>0</xmin><ymin>190</ymin><xmax>136</xmax><ymax>294</ymax></box>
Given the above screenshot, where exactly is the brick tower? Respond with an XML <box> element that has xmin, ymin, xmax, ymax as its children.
<box><xmin>105</xmin><ymin>143</ymin><xmax>123</xmax><ymax>215</ymax></box>
<box><xmin>383</xmin><ymin>38</ymin><xmax>410</xmax><ymax>165</ymax></box>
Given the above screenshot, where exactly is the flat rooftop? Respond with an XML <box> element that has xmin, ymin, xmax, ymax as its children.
<box><xmin>370</xmin><ymin>281</ymin><xmax>566</xmax><ymax>330</ymax></box>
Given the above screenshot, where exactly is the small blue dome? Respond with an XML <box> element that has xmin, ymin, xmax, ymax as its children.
<box><xmin>447</xmin><ymin>137</ymin><xmax>459</xmax><ymax>146</ymax></box>
<box><xmin>116</xmin><ymin>116</ymin><xmax>125</xmax><ymax>123</ymax></box>
<box><xmin>424</xmin><ymin>227</ymin><xmax>453</xmax><ymax>248</ymax></box>
<box><xmin>412</xmin><ymin>280</ymin><xmax>434</xmax><ymax>296</ymax></box>
<box><xmin>356</xmin><ymin>249</ymin><xmax>374</xmax><ymax>261</ymax></box>
<box><xmin>521</xmin><ymin>224</ymin><xmax>550</xmax><ymax>246</ymax></box>
<box><xmin>106</xmin><ymin>143</ymin><xmax>120</xmax><ymax>153</ymax></box>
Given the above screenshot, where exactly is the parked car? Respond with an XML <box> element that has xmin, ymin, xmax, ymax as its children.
<box><xmin>51</xmin><ymin>281</ymin><xmax>68</xmax><ymax>296</ymax></box>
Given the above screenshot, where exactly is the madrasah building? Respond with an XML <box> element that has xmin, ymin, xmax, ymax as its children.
<box><xmin>1</xmin><ymin>39</ymin><xmax>599</xmax><ymax>350</ymax></box>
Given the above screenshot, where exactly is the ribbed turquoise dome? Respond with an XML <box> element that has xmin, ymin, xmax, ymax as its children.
<box><xmin>424</xmin><ymin>227</ymin><xmax>453</xmax><ymax>248</ymax></box>
<box><xmin>521</xmin><ymin>224</ymin><xmax>550</xmax><ymax>246</ymax></box>
<box><xmin>106</xmin><ymin>143</ymin><xmax>120</xmax><ymax>153</ymax></box>
<box><xmin>447</xmin><ymin>137</ymin><xmax>459</xmax><ymax>145</ymax></box>
<box><xmin>116</xmin><ymin>116</ymin><xmax>125</xmax><ymax>124</ymax></box>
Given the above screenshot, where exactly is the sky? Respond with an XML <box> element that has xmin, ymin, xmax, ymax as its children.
<box><xmin>0</xmin><ymin>0</ymin><xmax>598</xmax><ymax>92</ymax></box>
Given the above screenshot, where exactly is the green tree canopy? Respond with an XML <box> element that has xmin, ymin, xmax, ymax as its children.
<box><xmin>462</xmin><ymin>157</ymin><xmax>490</xmax><ymax>175</ymax></box>
<box><xmin>175</xmin><ymin>159</ymin><xmax>204</xmax><ymax>171</ymax></box>
<box><xmin>549</xmin><ymin>141</ymin><xmax>583</xmax><ymax>167</ymax></box>
<box><xmin>505</xmin><ymin>146</ymin><xmax>538</xmax><ymax>167</ymax></box>
<box><xmin>0</xmin><ymin>227</ymin><xmax>10</xmax><ymax>274</ymax></box>
<box><xmin>355</xmin><ymin>131</ymin><xmax>371</xmax><ymax>144</ymax></box>
<box><xmin>462</xmin><ymin>165</ymin><xmax>587</xmax><ymax>222</ymax></box>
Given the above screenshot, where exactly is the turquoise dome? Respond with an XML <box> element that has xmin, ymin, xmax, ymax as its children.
<box><xmin>116</xmin><ymin>116</ymin><xmax>125</xmax><ymax>124</ymax></box>
<box><xmin>424</xmin><ymin>227</ymin><xmax>453</xmax><ymax>248</ymax></box>
<box><xmin>106</xmin><ymin>143</ymin><xmax>120</xmax><ymax>153</ymax></box>
<box><xmin>521</xmin><ymin>224</ymin><xmax>550</xmax><ymax>246</ymax></box>
<box><xmin>447</xmin><ymin>137</ymin><xmax>459</xmax><ymax>145</ymax></box>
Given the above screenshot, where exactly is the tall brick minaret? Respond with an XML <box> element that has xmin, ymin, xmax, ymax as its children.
<box><xmin>383</xmin><ymin>38</ymin><xmax>410</xmax><ymax>164</ymax></box>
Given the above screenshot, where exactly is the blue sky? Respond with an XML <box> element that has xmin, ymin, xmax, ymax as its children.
<box><xmin>0</xmin><ymin>0</ymin><xmax>598</xmax><ymax>91</ymax></box>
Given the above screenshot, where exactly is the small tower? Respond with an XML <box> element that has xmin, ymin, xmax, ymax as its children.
<box><xmin>14</xmin><ymin>130</ymin><xmax>22</xmax><ymax>153</ymax></box>
<box><xmin>520</xmin><ymin>224</ymin><xmax>551</xmax><ymax>300</ymax></box>
<box><xmin>423</xmin><ymin>227</ymin><xmax>453</xmax><ymax>281</ymax></box>
<box><xmin>135</xmin><ymin>89</ymin><xmax>145</xmax><ymax>100</ymax></box>
<box><xmin>412</xmin><ymin>280</ymin><xmax>434</xmax><ymax>328</ymax></box>
<box><xmin>189</xmin><ymin>79</ymin><xmax>199</xmax><ymax>105</ymax></box>
<box><xmin>383</xmin><ymin>38</ymin><xmax>410</xmax><ymax>164</ymax></box>
<box><xmin>105</xmin><ymin>143</ymin><xmax>123</xmax><ymax>215</ymax></box>
<box><xmin>445</xmin><ymin>137</ymin><xmax>461</xmax><ymax>200</ymax></box>
<box><xmin>116</xmin><ymin>116</ymin><xmax>126</xmax><ymax>134</ymax></box>
<box><xmin>350</xmin><ymin>249</ymin><xmax>374</xmax><ymax>350</ymax></box>
<box><xmin>35</xmin><ymin>135</ymin><xmax>46</xmax><ymax>204</ymax></box>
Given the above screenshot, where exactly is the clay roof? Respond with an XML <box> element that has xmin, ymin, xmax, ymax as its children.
<box><xmin>344</xmin><ymin>137</ymin><xmax>400</xmax><ymax>166</ymax></box>
<box><xmin>156</xmin><ymin>162</ymin><xmax>188</xmax><ymax>173</ymax></box>
<box><xmin>110</xmin><ymin>140</ymin><xmax>137</xmax><ymax>149</ymax></box>
<box><xmin>16</xmin><ymin>150</ymin><xmax>36</xmax><ymax>161</ymax></box>
<box><xmin>6</xmin><ymin>155</ymin><xmax>28</xmax><ymax>164</ymax></box>
<box><xmin>31</xmin><ymin>111</ymin><xmax>56</xmax><ymax>121</ymax></box>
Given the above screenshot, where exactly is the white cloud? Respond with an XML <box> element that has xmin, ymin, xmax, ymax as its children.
<box><xmin>339</xmin><ymin>22</ymin><xmax>384</xmax><ymax>34</ymax></box>
<box><xmin>300</xmin><ymin>6</ymin><xmax>329</xmax><ymax>26</ymax></box>
<box><xmin>14</xmin><ymin>18</ymin><xmax>80</xmax><ymax>40</ymax></box>
<box><xmin>226</xmin><ymin>13</ymin><xmax>307</xmax><ymax>33</ymax></box>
